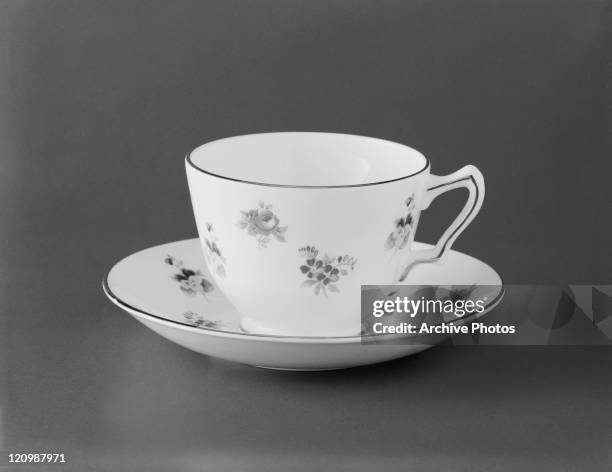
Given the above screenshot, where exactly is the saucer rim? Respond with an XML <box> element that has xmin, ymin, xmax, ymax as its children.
<box><xmin>102</xmin><ymin>239</ymin><xmax>505</xmax><ymax>344</ymax></box>
<box><xmin>103</xmin><ymin>278</ymin><xmax>504</xmax><ymax>344</ymax></box>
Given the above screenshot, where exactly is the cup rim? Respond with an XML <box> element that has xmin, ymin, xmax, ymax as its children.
<box><xmin>185</xmin><ymin>132</ymin><xmax>431</xmax><ymax>189</ymax></box>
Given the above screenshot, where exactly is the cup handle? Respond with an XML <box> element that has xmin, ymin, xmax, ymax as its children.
<box><xmin>399</xmin><ymin>165</ymin><xmax>485</xmax><ymax>282</ymax></box>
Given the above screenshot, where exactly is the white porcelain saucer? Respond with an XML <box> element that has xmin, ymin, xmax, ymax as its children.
<box><xmin>103</xmin><ymin>239</ymin><xmax>503</xmax><ymax>370</ymax></box>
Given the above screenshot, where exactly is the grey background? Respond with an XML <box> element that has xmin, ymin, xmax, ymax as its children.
<box><xmin>2</xmin><ymin>1</ymin><xmax>611</xmax><ymax>470</ymax></box>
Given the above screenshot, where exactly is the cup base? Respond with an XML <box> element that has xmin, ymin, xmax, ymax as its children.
<box><xmin>239</xmin><ymin>317</ymin><xmax>361</xmax><ymax>338</ymax></box>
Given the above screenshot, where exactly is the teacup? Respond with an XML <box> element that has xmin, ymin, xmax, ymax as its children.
<box><xmin>186</xmin><ymin>132</ymin><xmax>484</xmax><ymax>337</ymax></box>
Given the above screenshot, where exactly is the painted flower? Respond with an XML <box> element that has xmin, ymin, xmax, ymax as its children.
<box><xmin>449</xmin><ymin>285</ymin><xmax>477</xmax><ymax>303</ymax></box>
<box><xmin>253</xmin><ymin>209</ymin><xmax>279</xmax><ymax>233</ymax></box>
<box><xmin>298</xmin><ymin>245</ymin><xmax>356</xmax><ymax>297</ymax></box>
<box><xmin>385</xmin><ymin>195</ymin><xmax>416</xmax><ymax>252</ymax></box>
<box><xmin>183</xmin><ymin>311</ymin><xmax>223</xmax><ymax>329</ymax></box>
<box><xmin>165</xmin><ymin>255</ymin><xmax>214</xmax><ymax>297</ymax></box>
<box><xmin>203</xmin><ymin>222</ymin><xmax>226</xmax><ymax>277</ymax></box>
<box><xmin>237</xmin><ymin>201</ymin><xmax>287</xmax><ymax>248</ymax></box>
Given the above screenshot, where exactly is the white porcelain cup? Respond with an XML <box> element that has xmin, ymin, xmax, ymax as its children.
<box><xmin>186</xmin><ymin>132</ymin><xmax>484</xmax><ymax>337</ymax></box>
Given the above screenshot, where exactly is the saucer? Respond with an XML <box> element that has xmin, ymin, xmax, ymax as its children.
<box><xmin>103</xmin><ymin>239</ymin><xmax>503</xmax><ymax>370</ymax></box>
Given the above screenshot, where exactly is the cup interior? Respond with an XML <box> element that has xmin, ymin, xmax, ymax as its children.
<box><xmin>188</xmin><ymin>132</ymin><xmax>428</xmax><ymax>187</ymax></box>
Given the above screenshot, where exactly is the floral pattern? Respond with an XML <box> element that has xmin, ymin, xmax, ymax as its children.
<box><xmin>183</xmin><ymin>311</ymin><xmax>224</xmax><ymax>329</ymax></box>
<box><xmin>237</xmin><ymin>201</ymin><xmax>287</xmax><ymax>248</ymax></box>
<box><xmin>298</xmin><ymin>246</ymin><xmax>356</xmax><ymax>297</ymax></box>
<box><xmin>385</xmin><ymin>195</ymin><xmax>416</xmax><ymax>252</ymax></box>
<box><xmin>203</xmin><ymin>222</ymin><xmax>226</xmax><ymax>277</ymax></box>
<box><xmin>165</xmin><ymin>255</ymin><xmax>214</xmax><ymax>297</ymax></box>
